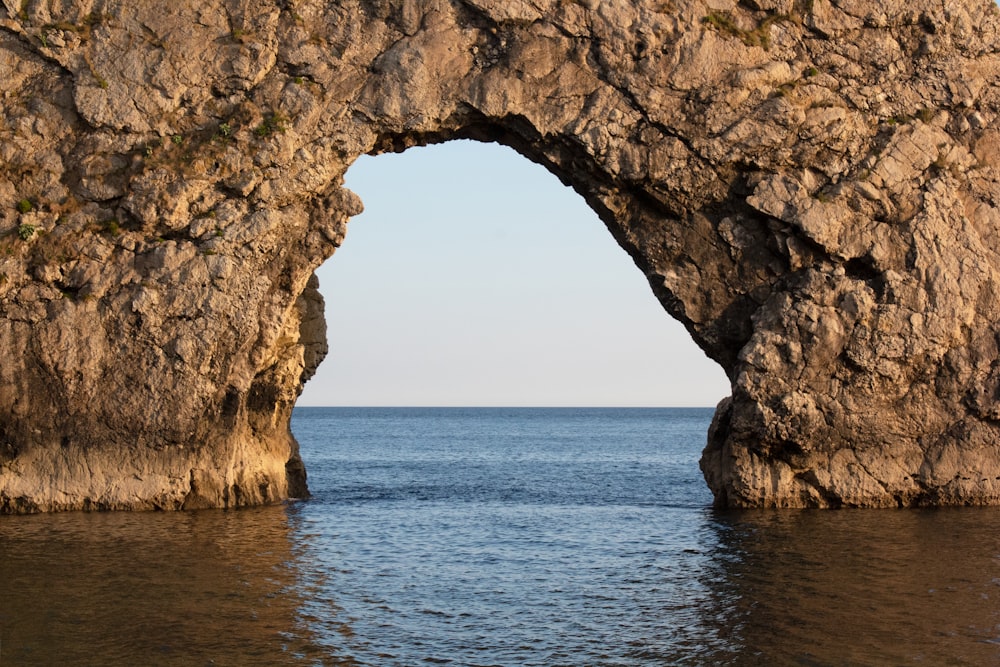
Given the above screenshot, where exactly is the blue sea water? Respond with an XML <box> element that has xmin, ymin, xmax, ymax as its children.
<box><xmin>293</xmin><ymin>407</ymin><xmax>718</xmax><ymax>665</ymax></box>
<box><xmin>2</xmin><ymin>407</ymin><xmax>1000</xmax><ymax>666</ymax></box>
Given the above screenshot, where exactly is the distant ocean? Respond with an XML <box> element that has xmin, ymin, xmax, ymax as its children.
<box><xmin>2</xmin><ymin>407</ymin><xmax>999</xmax><ymax>665</ymax></box>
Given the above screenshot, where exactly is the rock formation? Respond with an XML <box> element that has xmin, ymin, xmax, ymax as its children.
<box><xmin>0</xmin><ymin>0</ymin><xmax>999</xmax><ymax>511</ymax></box>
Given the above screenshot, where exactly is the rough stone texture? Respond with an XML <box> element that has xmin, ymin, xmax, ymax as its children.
<box><xmin>0</xmin><ymin>0</ymin><xmax>999</xmax><ymax>511</ymax></box>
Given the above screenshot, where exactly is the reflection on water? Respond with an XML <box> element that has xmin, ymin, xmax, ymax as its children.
<box><xmin>2</xmin><ymin>504</ymin><xmax>1000</xmax><ymax>665</ymax></box>
<box><xmin>0</xmin><ymin>506</ymin><xmax>331</xmax><ymax>666</ymax></box>
<box><xmin>702</xmin><ymin>508</ymin><xmax>1000</xmax><ymax>666</ymax></box>
<box><xmin>3</xmin><ymin>408</ymin><xmax>1000</xmax><ymax>666</ymax></box>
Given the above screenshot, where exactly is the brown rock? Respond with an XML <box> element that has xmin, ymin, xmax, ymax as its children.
<box><xmin>1</xmin><ymin>0</ymin><xmax>1000</xmax><ymax>511</ymax></box>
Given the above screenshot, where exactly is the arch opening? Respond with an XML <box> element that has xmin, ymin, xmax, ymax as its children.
<box><xmin>297</xmin><ymin>140</ymin><xmax>729</xmax><ymax>409</ymax></box>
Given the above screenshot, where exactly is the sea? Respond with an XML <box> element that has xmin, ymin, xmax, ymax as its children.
<box><xmin>2</xmin><ymin>407</ymin><xmax>1000</xmax><ymax>666</ymax></box>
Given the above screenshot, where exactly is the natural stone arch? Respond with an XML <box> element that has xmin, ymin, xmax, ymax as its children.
<box><xmin>1</xmin><ymin>0</ymin><xmax>999</xmax><ymax>511</ymax></box>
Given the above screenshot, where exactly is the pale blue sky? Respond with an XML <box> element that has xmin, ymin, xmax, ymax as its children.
<box><xmin>297</xmin><ymin>140</ymin><xmax>730</xmax><ymax>407</ymax></box>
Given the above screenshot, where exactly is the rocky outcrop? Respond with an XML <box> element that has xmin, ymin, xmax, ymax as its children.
<box><xmin>0</xmin><ymin>0</ymin><xmax>999</xmax><ymax>511</ymax></box>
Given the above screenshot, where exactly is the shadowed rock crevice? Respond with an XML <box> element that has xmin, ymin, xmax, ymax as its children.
<box><xmin>1</xmin><ymin>0</ymin><xmax>999</xmax><ymax>511</ymax></box>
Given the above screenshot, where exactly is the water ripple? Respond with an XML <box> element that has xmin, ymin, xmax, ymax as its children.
<box><xmin>2</xmin><ymin>408</ymin><xmax>999</xmax><ymax>665</ymax></box>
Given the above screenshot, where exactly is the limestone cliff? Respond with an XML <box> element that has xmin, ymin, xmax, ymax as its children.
<box><xmin>0</xmin><ymin>0</ymin><xmax>999</xmax><ymax>511</ymax></box>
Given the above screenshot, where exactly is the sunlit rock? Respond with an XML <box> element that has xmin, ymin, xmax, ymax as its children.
<box><xmin>1</xmin><ymin>0</ymin><xmax>999</xmax><ymax>510</ymax></box>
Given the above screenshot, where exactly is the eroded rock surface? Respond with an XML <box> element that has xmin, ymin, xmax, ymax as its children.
<box><xmin>1</xmin><ymin>0</ymin><xmax>999</xmax><ymax>511</ymax></box>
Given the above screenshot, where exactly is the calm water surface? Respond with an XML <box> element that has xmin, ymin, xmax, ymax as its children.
<box><xmin>2</xmin><ymin>407</ymin><xmax>1000</xmax><ymax>665</ymax></box>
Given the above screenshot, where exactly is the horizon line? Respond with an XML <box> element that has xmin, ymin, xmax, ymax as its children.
<box><xmin>292</xmin><ymin>404</ymin><xmax>721</xmax><ymax>409</ymax></box>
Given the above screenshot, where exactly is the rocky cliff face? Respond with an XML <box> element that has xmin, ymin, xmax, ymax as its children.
<box><xmin>0</xmin><ymin>0</ymin><xmax>998</xmax><ymax>511</ymax></box>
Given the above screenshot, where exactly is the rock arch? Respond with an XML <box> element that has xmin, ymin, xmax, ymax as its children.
<box><xmin>1</xmin><ymin>0</ymin><xmax>999</xmax><ymax>511</ymax></box>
